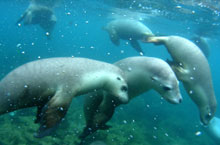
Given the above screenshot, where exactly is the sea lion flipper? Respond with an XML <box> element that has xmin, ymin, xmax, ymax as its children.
<box><xmin>34</xmin><ymin>90</ymin><xmax>72</xmax><ymax>138</ymax></box>
<box><xmin>109</xmin><ymin>30</ymin><xmax>120</xmax><ymax>46</ymax></box>
<box><xmin>16</xmin><ymin>11</ymin><xmax>28</xmax><ymax>25</ymax></box>
<box><xmin>171</xmin><ymin>65</ymin><xmax>190</xmax><ymax>82</ymax></box>
<box><xmin>130</xmin><ymin>40</ymin><xmax>144</xmax><ymax>54</ymax></box>
<box><xmin>99</xmin><ymin>124</ymin><xmax>112</xmax><ymax>130</ymax></box>
<box><xmin>35</xmin><ymin>105</ymin><xmax>44</xmax><ymax>124</ymax></box>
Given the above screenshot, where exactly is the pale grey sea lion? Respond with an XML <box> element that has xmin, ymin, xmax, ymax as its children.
<box><xmin>146</xmin><ymin>35</ymin><xmax>217</xmax><ymax>125</ymax></box>
<box><xmin>79</xmin><ymin>56</ymin><xmax>182</xmax><ymax>139</ymax></box>
<box><xmin>0</xmin><ymin>57</ymin><xmax>128</xmax><ymax>138</ymax></box>
<box><xmin>16</xmin><ymin>3</ymin><xmax>57</xmax><ymax>38</ymax></box>
<box><xmin>104</xmin><ymin>19</ymin><xmax>154</xmax><ymax>54</ymax></box>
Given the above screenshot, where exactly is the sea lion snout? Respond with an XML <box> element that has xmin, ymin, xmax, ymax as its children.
<box><xmin>200</xmin><ymin>105</ymin><xmax>216</xmax><ymax>125</ymax></box>
<box><xmin>165</xmin><ymin>93</ymin><xmax>182</xmax><ymax>104</ymax></box>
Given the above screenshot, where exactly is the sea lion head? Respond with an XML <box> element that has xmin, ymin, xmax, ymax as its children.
<box><xmin>103</xmin><ymin>73</ymin><xmax>128</xmax><ymax>104</ymax></box>
<box><xmin>151</xmin><ymin>63</ymin><xmax>182</xmax><ymax>104</ymax></box>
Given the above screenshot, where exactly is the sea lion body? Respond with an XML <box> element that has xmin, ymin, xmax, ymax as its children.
<box><xmin>0</xmin><ymin>57</ymin><xmax>128</xmax><ymax>138</ymax></box>
<box><xmin>147</xmin><ymin>35</ymin><xmax>217</xmax><ymax>125</ymax></box>
<box><xmin>104</xmin><ymin>19</ymin><xmax>154</xmax><ymax>54</ymax></box>
<box><xmin>80</xmin><ymin>56</ymin><xmax>182</xmax><ymax>139</ymax></box>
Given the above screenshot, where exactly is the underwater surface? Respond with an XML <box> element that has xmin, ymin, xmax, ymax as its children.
<box><xmin>0</xmin><ymin>0</ymin><xmax>220</xmax><ymax>145</ymax></box>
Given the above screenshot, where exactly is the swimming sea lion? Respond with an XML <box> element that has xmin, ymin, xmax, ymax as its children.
<box><xmin>79</xmin><ymin>56</ymin><xmax>182</xmax><ymax>139</ymax></box>
<box><xmin>146</xmin><ymin>35</ymin><xmax>217</xmax><ymax>125</ymax></box>
<box><xmin>104</xmin><ymin>19</ymin><xmax>154</xmax><ymax>54</ymax></box>
<box><xmin>0</xmin><ymin>57</ymin><xmax>128</xmax><ymax>138</ymax></box>
<box><xmin>16</xmin><ymin>3</ymin><xmax>57</xmax><ymax>38</ymax></box>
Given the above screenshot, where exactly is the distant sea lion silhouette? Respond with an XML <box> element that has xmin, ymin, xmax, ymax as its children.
<box><xmin>79</xmin><ymin>56</ymin><xmax>182</xmax><ymax>139</ymax></box>
<box><xmin>16</xmin><ymin>3</ymin><xmax>57</xmax><ymax>38</ymax></box>
<box><xmin>104</xmin><ymin>19</ymin><xmax>154</xmax><ymax>54</ymax></box>
<box><xmin>146</xmin><ymin>35</ymin><xmax>217</xmax><ymax>125</ymax></box>
<box><xmin>0</xmin><ymin>57</ymin><xmax>128</xmax><ymax>138</ymax></box>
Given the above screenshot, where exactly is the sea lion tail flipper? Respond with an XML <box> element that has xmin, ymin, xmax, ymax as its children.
<box><xmin>143</xmin><ymin>36</ymin><xmax>166</xmax><ymax>45</ymax></box>
<box><xmin>34</xmin><ymin>89</ymin><xmax>72</xmax><ymax>138</ymax></box>
<box><xmin>130</xmin><ymin>40</ymin><xmax>144</xmax><ymax>55</ymax></box>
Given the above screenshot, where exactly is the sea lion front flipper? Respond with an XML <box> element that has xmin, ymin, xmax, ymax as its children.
<box><xmin>34</xmin><ymin>89</ymin><xmax>73</xmax><ymax>138</ymax></box>
<box><xmin>130</xmin><ymin>39</ymin><xmax>144</xmax><ymax>54</ymax></box>
<box><xmin>171</xmin><ymin>64</ymin><xmax>190</xmax><ymax>82</ymax></box>
<box><xmin>109</xmin><ymin>29</ymin><xmax>120</xmax><ymax>46</ymax></box>
<box><xmin>99</xmin><ymin>124</ymin><xmax>112</xmax><ymax>130</ymax></box>
<box><xmin>35</xmin><ymin>105</ymin><xmax>44</xmax><ymax>124</ymax></box>
<box><xmin>16</xmin><ymin>11</ymin><xmax>28</xmax><ymax>25</ymax></box>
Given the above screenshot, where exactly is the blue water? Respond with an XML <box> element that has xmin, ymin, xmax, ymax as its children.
<box><xmin>0</xmin><ymin>0</ymin><xmax>220</xmax><ymax>145</ymax></box>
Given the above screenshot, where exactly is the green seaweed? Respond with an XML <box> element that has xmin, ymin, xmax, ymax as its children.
<box><xmin>0</xmin><ymin>95</ymin><xmax>217</xmax><ymax>145</ymax></box>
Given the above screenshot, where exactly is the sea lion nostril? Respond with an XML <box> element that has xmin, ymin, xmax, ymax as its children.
<box><xmin>178</xmin><ymin>98</ymin><xmax>182</xmax><ymax>103</ymax></box>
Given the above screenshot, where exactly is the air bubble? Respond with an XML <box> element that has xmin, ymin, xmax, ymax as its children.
<box><xmin>16</xmin><ymin>43</ymin><xmax>21</xmax><ymax>48</ymax></box>
<box><xmin>195</xmin><ymin>131</ymin><xmax>202</xmax><ymax>136</ymax></box>
<box><xmin>139</xmin><ymin>52</ymin><xmax>144</xmax><ymax>56</ymax></box>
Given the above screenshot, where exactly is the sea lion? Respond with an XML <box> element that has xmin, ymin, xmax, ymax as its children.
<box><xmin>79</xmin><ymin>56</ymin><xmax>182</xmax><ymax>139</ymax></box>
<box><xmin>0</xmin><ymin>57</ymin><xmax>128</xmax><ymax>138</ymax></box>
<box><xmin>146</xmin><ymin>35</ymin><xmax>217</xmax><ymax>125</ymax></box>
<box><xmin>203</xmin><ymin>116</ymin><xmax>220</xmax><ymax>144</ymax></box>
<box><xmin>16</xmin><ymin>3</ymin><xmax>57</xmax><ymax>38</ymax></box>
<box><xmin>104</xmin><ymin>19</ymin><xmax>154</xmax><ymax>54</ymax></box>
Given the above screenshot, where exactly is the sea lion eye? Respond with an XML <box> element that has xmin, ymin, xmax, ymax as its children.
<box><xmin>117</xmin><ymin>77</ymin><xmax>121</xmax><ymax>81</ymax></box>
<box><xmin>163</xmin><ymin>86</ymin><xmax>171</xmax><ymax>91</ymax></box>
<box><xmin>121</xmin><ymin>85</ymin><xmax>128</xmax><ymax>92</ymax></box>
